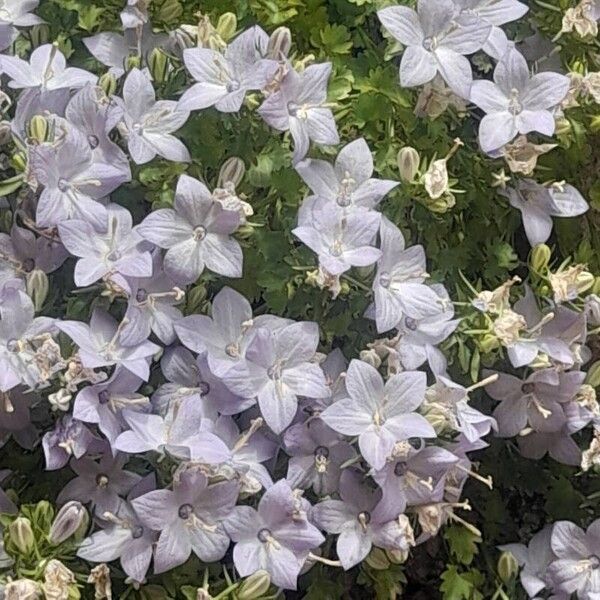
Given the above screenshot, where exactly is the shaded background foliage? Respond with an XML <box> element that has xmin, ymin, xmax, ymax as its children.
<box><xmin>1</xmin><ymin>0</ymin><xmax>599</xmax><ymax>598</ymax></box>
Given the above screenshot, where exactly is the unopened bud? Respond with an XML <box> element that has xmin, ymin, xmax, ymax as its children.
<box><xmin>26</xmin><ymin>269</ymin><xmax>49</xmax><ymax>312</ymax></box>
<box><xmin>49</xmin><ymin>501</ymin><xmax>88</xmax><ymax>545</ymax></box>
<box><xmin>158</xmin><ymin>0</ymin><xmax>183</xmax><ymax>24</ymax></box>
<box><xmin>99</xmin><ymin>72</ymin><xmax>117</xmax><ymax>97</ymax></box>
<box><xmin>148</xmin><ymin>48</ymin><xmax>169</xmax><ymax>85</ymax></box>
<box><xmin>9</xmin><ymin>517</ymin><xmax>35</xmax><ymax>554</ymax></box>
<box><xmin>386</xmin><ymin>548</ymin><xmax>410</xmax><ymax>564</ymax></box>
<box><xmin>126</xmin><ymin>55</ymin><xmax>141</xmax><ymax>71</ymax></box>
<box><xmin>236</xmin><ymin>570</ymin><xmax>271</xmax><ymax>599</ymax></box>
<box><xmin>11</xmin><ymin>152</ymin><xmax>27</xmax><ymax>172</ymax></box>
<box><xmin>30</xmin><ymin>24</ymin><xmax>50</xmax><ymax>48</ymax></box>
<box><xmin>587</xmin><ymin>361</ymin><xmax>600</xmax><ymax>389</ymax></box>
<box><xmin>360</xmin><ymin>349</ymin><xmax>382</xmax><ymax>369</ymax></box>
<box><xmin>365</xmin><ymin>547</ymin><xmax>390</xmax><ymax>570</ymax></box>
<box><xmin>218</xmin><ymin>157</ymin><xmax>245</xmax><ymax>188</ymax></box>
<box><xmin>497</xmin><ymin>550</ymin><xmax>519</xmax><ymax>584</ymax></box>
<box><xmin>267</xmin><ymin>27</ymin><xmax>292</xmax><ymax>59</ymax></box>
<box><xmin>397</xmin><ymin>146</ymin><xmax>420</xmax><ymax>183</ymax></box>
<box><xmin>479</xmin><ymin>333</ymin><xmax>500</xmax><ymax>354</ymax></box>
<box><xmin>28</xmin><ymin>115</ymin><xmax>48</xmax><ymax>144</ymax></box>
<box><xmin>216</xmin><ymin>12</ymin><xmax>237</xmax><ymax>42</ymax></box>
<box><xmin>529</xmin><ymin>243</ymin><xmax>551</xmax><ymax>273</ymax></box>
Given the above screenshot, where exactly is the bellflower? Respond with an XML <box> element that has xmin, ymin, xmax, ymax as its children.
<box><xmin>223</xmin><ymin>321</ymin><xmax>330</xmax><ymax>434</ymax></box>
<box><xmin>77</xmin><ymin>498</ymin><xmax>157</xmax><ymax>584</ymax></box>
<box><xmin>224</xmin><ymin>480</ymin><xmax>324</xmax><ymax>590</ymax></box>
<box><xmin>137</xmin><ymin>174</ymin><xmax>242</xmax><ymax>284</ymax></box>
<box><xmin>73</xmin><ymin>368</ymin><xmax>149</xmax><ymax>448</ymax></box>
<box><xmin>485</xmin><ymin>369</ymin><xmax>585</xmax><ymax>437</ymax></box>
<box><xmin>57</xmin><ymin>308</ymin><xmax>160</xmax><ymax>381</ymax></box>
<box><xmin>312</xmin><ymin>469</ymin><xmax>415</xmax><ymax>570</ymax></box>
<box><xmin>42</xmin><ymin>416</ymin><xmax>98</xmax><ymax>470</ymax></box>
<box><xmin>302</xmin><ymin>348</ymin><xmax>348</xmax><ymax>413</ymax></box>
<box><xmin>548</xmin><ymin>520</ymin><xmax>600</xmax><ymax>598</ymax></box>
<box><xmin>0</xmin><ymin>0</ymin><xmax>43</xmax><ymax>51</ymax></box>
<box><xmin>131</xmin><ymin>470</ymin><xmax>239</xmax><ymax>573</ymax></box>
<box><xmin>58</xmin><ymin>204</ymin><xmax>153</xmax><ymax>288</ymax></box>
<box><xmin>0</xmin><ymin>387</ymin><xmax>38</xmax><ymax>450</ymax></box>
<box><xmin>0</xmin><ymin>43</ymin><xmax>97</xmax><ymax>91</ymax></box>
<box><xmin>517</xmin><ymin>425</ymin><xmax>583</xmax><ymax>466</ymax></box>
<box><xmin>295</xmin><ymin>138</ymin><xmax>399</xmax><ymax>212</ymax></box>
<box><xmin>378</xmin><ymin>0</ymin><xmax>492</xmax><ymax>98</ymax></box>
<box><xmin>57</xmin><ymin>452</ymin><xmax>141</xmax><ymax>517</ymax></box>
<box><xmin>392</xmin><ymin>284</ymin><xmax>459</xmax><ymax>375</ymax></box>
<box><xmin>116</xmin><ymin>68</ymin><xmax>190</xmax><ymax>164</ymax></box>
<box><xmin>293</xmin><ymin>204</ymin><xmax>382</xmax><ymax>276</ymax></box>
<box><xmin>284</xmin><ymin>417</ymin><xmax>356</xmax><ymax>496</ymax></box>
<box><xmin>372</xmin><ymin>217</ymin><xmax>442</xmax><ymax>333</ymax></box>
<box><xmin>119</xmin><ymin>254</ymin><xmax>184</xmax><ymax>347</ymax></box>
<box><xmin>179</xmin><ymin>26</ymin><xmax>278</xmax><ymax>113</ymax></box>
<box><xmin>498</xmin><ymin>179</ymin><xmax>589</xmax><ymax>247</ymax></box>
<box><xmin>114</xmin><ymin>398</ymin><xmax>230</xmax><ymax>463</ymax></box>
<box><xmin>174</xmin><ymin>286</ymin><xmax>254</xmax><ymax>377</ymax></box>
<box><xmin>30</xmin><ymin>123</ymin><xmax>128</xmax><ymax>230</ymax></box>
<box><xmin>471</xmin><ymin>48</ymin><xmax>570</xmax><ymax>153</ymax></box>
<box><xmin>258</xmin><ymin>62</ymin><xmax>339</xmax><ymax>164</ymax></box>
<box><xmin>321</xmin><ymin>359</ymin><xmax>435</xmax><ymax>470</ymax></box>
<box><xmin>152</xmin><ymin>347</ymin><xmax>252</xmax><ymax>418</ymax></box>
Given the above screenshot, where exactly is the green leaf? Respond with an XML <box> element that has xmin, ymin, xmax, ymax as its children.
<box><xmin>444</xmin><ymin>525</ymin><xmax>482</xmax><ymax>566</ymax></box>
<box><xmin>440</xmin><ymin>566</ymin><xmax>484</xmax><ymax>600</ymax></box>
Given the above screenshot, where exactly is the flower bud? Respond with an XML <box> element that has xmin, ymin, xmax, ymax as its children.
<box><xmin>218</xmin><ymin>157</ymin><xmax>245</xmax><ymax>188</ymax></box>
<box><xmin>9</xmin><ymin>517</ymin><xmax>35</xmax><ymax>554</ymax></box>
<box><xmin>30</xmin><ymin>24</ymin><xmax>50</xmax><ymax>48</ymax></box>
<box><xmin>126</xmin><ymin>55</ymin><xmax>141</xmax><ymax>71</ymax></box>
<box><xmin>48</xmin><ymin>501</ymin><xmax>88</xmax><ymax>545</ymax></box>
<box><xmin>497</xmin><ymin>550</ymin><xmax>519</xmax><ymax>584</ymax></box>
<box><xmin>148</xmin><ymin>48</ymin><xmax>169</xmax><ymax>85</ymax></box>
<box><xmin>99</xmin><ymin>72</ymin><xmax>117</xmax><ymax>97</ymax></box>
<box><xmin>236</xmin><ymin>570</ymin><xmax>271</xmax><ymax>599</ymax></box>
<box><xmin>26</xmin><ymin>269</ymin><xmax>49</xmax><ymax>312</ymax></box>
<box><xmin>586</xmin><ymin>361</ymin><xmax>600</xmax><ymax>389</ymax></box>
<box><xmin>426</xmin><ymin>191</ymin><xmax>456</xmax><ymax>213</ymax></box>
<box><xmin>216</xmin><ymin>13</ymin><xmax>237</xmax><ymax>42</ymax></box>
<box><xmin>11</xmin><ymin>152</ymin><xmax>27</xmax><ymax>172</ymax></box>
<box><xmin>386</xmin><ymin>548</ymin><xmax>410</xmax><ymax>564</ymax></box>
<box><xmin>479</xmin><ymin>333</ymin><xmax>500</xmax><ymax>354</ymax></box>
<box><xmin>157</xmin><ymin>0</ymin><xmax>183</xmax><ymax>24</ymax></box>
<box><xmin>360</xmin><ymin>349</ymin><xmax>382</xmax><ymax>369</ymax></box>
<box><xmin>267</xmin><ymin>27</ymin><xmax>292</xmax><ymax>59</ymax></box>
<box><xmin>28</xmin><ymin>115</ymin><xmax>48</xmax><ymax>144</ymax></box>
<box><xmin>4</xmin><ymin>578</ymin><xmax>41</xmax><ymax>600</ymax></box>
<box><xmin>365</xmin><ymin>547</ymin><xmax>390</xmax><ymax>570</ymax></box>
<box><xmin>397</xmin><ymin>146</ymin><xmax>420</xmax><ymax>183</ymax></box>
<box><xmin>529</xmin><ymin>243</ymin><xmax>551</xmax><ymax>273</ymax></box>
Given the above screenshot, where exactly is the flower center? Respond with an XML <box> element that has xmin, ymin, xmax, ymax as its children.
<box><xmin>193</xmin><ymin>226</ymin><xmax>207</xmax><ymax>241</ymax></box>
<box><xmin>198</xmin><ymin>381</ymin><xmax>210</xmax><ymax>396</ymax></box>
<box><xmin>136</xmin><ymin>288</ymin><xmax>148</xmax><ymax>303</ymax></box>
<box><xmin>379</xmin><ymin>271</ymin><xmax>391</xmax><ymax>288</ymax></box>
<box><xmin>521</xmin><ymin>382</ymin><xmax>536</xmax><ymax>394</ymax></box>
<box><xmin>314</xmin><ymin>445</ymin><xmax>329</xmax><ymax>459</ymax></box>
<box><xmin>98</xmin><ymin>390</ymin><xmax>110</xmax><ymax>405</ymax></box>
<box><xmin>423</xmin><ymin>37</ymin><xmax>438</xmax><ymax>51</ymax></box>
<box><xmin>225</xmin><ymin>343</ymin><xmax>239</xmax><ymax>357</ymax></box>
<box><xmin>88</xmin><ymin>134</ymin><xmax>99</xmax><ymax>149</ymax></box>
<box><xmin>6</xmin><ymin>339</ymin><xmax>19</xmax><ymax>353</ymax></box>
<box><xmin>257</xmin><ymin>527</ymin><xmax>272</xmax><ymax>543</ymax></box>
<box><xmin>405</xmin><ymin>317</ymin><xmax>418</xmax><ymax>331</ymax></box>
<box><xmin>131</xmin><ymin>525</ymin><xmax>144</xmax><ymax>539</ymax></box>
<box><xmin>178</xmin><ymin>503</ymin><xmax>194</xmax><ymax>519</ymax></box>
<box><xmin>394</xmin><ymin>461</ymin><xmax>408</xmax><ymax>477</ymax></box>
<box><xmin>226</xmin><ymin>79</ymin><xmax>240</xmax><ymax>93</ymax></box>
<box><xmin>508</xmin><ymin>89</ymin><xmax>523</xmax><ymax>116</ymax></box>
<box><xmin>96</xmin><ymin>474</ymin><xmax>109</xmax><ymax>488</ymax></box>
<box><xmin>57</xmin><ymin>178</ymin><xmax>70</xmax><ymax>192</ymax></box>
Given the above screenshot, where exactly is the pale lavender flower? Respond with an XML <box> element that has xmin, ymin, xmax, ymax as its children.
<box><xmin>0</xmin><ymin>387</ymin><xmax>38</xmax><ymax>450</ymax></box>
<box><xmin>0</xmin><ymin>288</ymin><xmax>55</xmax><ymax>392</ymax></box>
<box><xmin>73</xmin><ymin>368</ymin><xmax>149</xmax><ymax>448</ymax></box>
<box><xmin>373</xmin><ymin>444</ymin><xmax>458</xmax><ymax>517</ymax></box>
<box><xmin>0</xmin><ymin>44</ymin><xmax>97</xmax><ymax>91</ymax></box>
<box><xmin>485</xmin><ymin>369</ymin><xmax>585</xmax><ymax>437</ymax></box>
<box><xmin>57</xmin><ymin>308</ymin><xmax>160</xmax><ymax>381</ymax></box>
<box><xmin>84</xmin><ymin>25</ymin><xmax>169</xmax><ymax>78</ymax></box>
<box><xmin>517</xmin><ymin>426</ymin><xmax>582</xmax><ymax>466</ymax></box>
<box><xmin>258</xmin><ymin>62</ymin><xmax>339</xmax><ymax>164</ymax></box>
<box><xmin>137</xmin><ymin>174</ymin><xmax>242</xmax><ymax>284</ymax></box>
<box><xmin>500</xmin><ymin>526</ymin><xmax>556</xmax><ymax>598</ymax></box>
<box><xmin>11</xmin><ymin>87</ymin><xmax>70</xmax><ymax>141</ymax></box>
<box><xmin>120</xmin><ymin>0</ymin><xmax>149</xmax><ymax>28</ymax></box>
<box><xmin>311</xmin><ymin>470</ymin><xmax>414</xmax><ymax>570</ymax></box>
<box><xmin>498</xmin><ymin>179</ymin><xmax>589</xmax><ymax>247</ymax></box>
<box><xmin>65</xmin><ymin>85</ymin><xmax>130</xmax><ymax>169</ymax></box>
<box><xmin>114</xmin><ymin>398</ymin><xmax>230</xmax><ymax>463</ymax></box>
<box><xmin>548</xmin><ymin>520</ymin><xmax>600</xmax><ymax>598</ymax></box>
<box><xmin>174</xmin><ymin>286</ymin><xmax>254</xmax><ymax>378</ymax></box>
<box><xmin>42</xmin><ymin>416</ymin><xmax>97</xmax><ymax>470</ymax></box>
<box><xmin>471</xmin><ymin>48</ymin><xmax>570</xmax><ymax>153</ymax></box>
<box><xmin>321</xmin><ymin>359</ymin><xmax>434</xmax><ymax>470</ymax></box>
<box><xmin>77</xmin><ymin>498</ymin><xmax>157</xmax><ymax>584</ymax></box>
<box><xmin>116</xmin><ymin>68</ymin><xmax>190</xmax><ymax>164</ymax></box>
<box><xmin>392</xmin><ymin>284</ymin><xmax>459</xmax><ymax>375</ymax></box>
<box><xmin>58</xmin><ymin>204</ymin><xmax>153</xmax><ymax>288</ymax></box>
<box><xmin>30</xmin><ymin>123</ymin><xmax>128</xmax><ymax>230</ymax></box>
<box><xmin>453</xmin><ymin>0</ymin><xmax>528</xmax><ymax>59</ymax></box>
<box><xmin>0</xmin><ymin>224</ymin><xmax>68</xmax><ymax>286</ymax></box>
<box><xmin>372</xmin><ymin>217</ymin><xmax>442</xmax><ymax>333</ymax></box>
<box><xmin>119</xmin><ymin>254</ymin><xmax>183</xmax><ymax>347</ymax></box>
<box><xmin>152</xmin><ymin>347</ymin><xmax>253</xmax><ymax>418</ymax></box>
<box><xmin>132</xmin><ymin>470</ymin><xmax>239</xmax><ymax>573</ymax></box>
<box><xmin>57</xmin><ymin>452</ymin><xmax>141</xmax><ymax>516</ymax></box>
<box><xmin>302</xmin><ymin>348</ymin><xmax>348</xmax><ymax>412</ymax></box>
<box><xmin>378</xmin><ymin>0</ymin><xmax>492</xmax><ymax>98</ymax></box>
<box><xmin>295</xmin><ymin>138</ymin><xmax>399</xmax><ymax>211</ymax></box>
<box><xmin>293</xmin><ymin>204</ymin><xmax>381</xmax><ymax>276</ymax></box>
<box><xmin>179</xmin><ymin>26</ymin><xmax>278</xmax><ymax>113</ymax></box>
<box><xmin>223</xmin><ymin>321</ymin><xmax>330</xmax><ymax>434</ymax></box>
<box><xmin>0</xmin><ymin>1</ymin><xmax>43</xmax><ymax>52</ymax></box>
<box><xmin>284</xmin><ymin>418</ymin><xmax>356</xmax><ymax>496</ymax></box>
<box><xmin>225</xmin><ymin>480</ymin><xmax>324</xmax><ymax>590</ymax></box>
